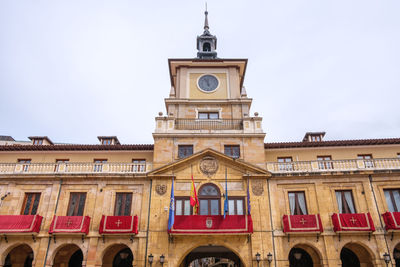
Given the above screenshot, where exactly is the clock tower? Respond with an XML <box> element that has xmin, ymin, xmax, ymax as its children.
<box><xmin>153</xmin><ymin>10</ymin><xmax>265</xmax><ymax>168</ymax></box>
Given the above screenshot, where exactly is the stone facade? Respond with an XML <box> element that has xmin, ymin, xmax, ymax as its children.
<box><xmin>1</xmin><ymin>14</ymin><xmax>400</xmax><ymax>267</ymax></box>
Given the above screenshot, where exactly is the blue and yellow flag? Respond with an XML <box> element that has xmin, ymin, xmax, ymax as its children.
<box><xmin>167</xmin><ymin>177</ymin><xmax>175</xmax><ymax>231</ymax></box>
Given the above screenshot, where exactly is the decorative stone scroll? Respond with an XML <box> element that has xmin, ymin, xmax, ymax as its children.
<box><xmin>156</xmin><ymin>184</ymin><xmax>167</xmax><ymax>196</ymax></box>
<box><xmin>251</xmin><ymin>180</ymin><xmax>264</xmax><ymax>196</ymax></box>
<box><xmin>199</xmin><ymin>156</ymin><xmax>219</xmax><ymax>177</ymax></box>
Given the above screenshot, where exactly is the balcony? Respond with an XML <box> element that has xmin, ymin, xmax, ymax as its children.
<box><xmin>174</xmin><ymin>119</ymin><xmax>243</xmax><ymax>130</ymax></box>
<box><xmin>267</xmin><ymin>158</ymin><xmax>400</xmax><ymax>174</ymax></box>
<box><xmin>168</xmin><ymin>215</ymin><xmax>253</xmax><ymax>235</ymax></box>
<box><xmin>0</xmin><ymin>162</ymin><xmax>150</xmax><ymax>175</ymax></box>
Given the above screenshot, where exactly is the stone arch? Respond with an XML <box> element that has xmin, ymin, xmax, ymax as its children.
<box><xmin>177</xmin><ymin>243</ymin><xmax>246</xmax><ymax>267</ymax></box>
<box><xmin>52</xmin><ymin>243</ymin><xmax>83</xmax><ymax>267</ymax></box>
<box><xmin>340</xmin><ymin>242</ymin><xmax>375</xmax><ymax>267</ymax></box>
<box><xmin>203</xmin><ymin>42</ymin><xmax>211</xmax><ymax>52</ymax></box>
<box><xmin>289</xmin><ymin>243</ymin><xmax>323</xmax><ymax>267</ymax></box>
<box><xmin>2</xmin><ymin>243</ymin><xmax>34</xmax><ymax>267</ymax></box>
<box><xmin>393</xmin><ymin>243</ymin><xmax>400</xmax><ymax>267</ymax></box>
<box><xmin>102</xmin><ymin>244</ymin><xmax>134</xmax><ymax>267</ymax></box>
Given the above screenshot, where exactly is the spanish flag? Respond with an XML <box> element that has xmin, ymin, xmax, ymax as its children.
<box><xmin>190</xmin><ymin>175</ymin><xmax>199</xmax><ymax>214</ymax></box>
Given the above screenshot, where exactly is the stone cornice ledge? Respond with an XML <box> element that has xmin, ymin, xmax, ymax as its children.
<box><xmin>152</xmin><ymin>133</ymin><xmax>266</xmax><ymax>138</ymax></box>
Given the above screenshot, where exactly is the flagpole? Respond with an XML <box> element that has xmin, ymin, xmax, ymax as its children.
<box><xmin>224</xmin><ymin>167</ymin><xmax>228</xmax><ymax>218</ymax></box>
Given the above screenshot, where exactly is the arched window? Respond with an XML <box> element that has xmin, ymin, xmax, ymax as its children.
<box><xmin>203</xmin><ymin>42</ymin><xmax>211</xmax><ymax>52</ymax></box>
<box><xmin>198</xmin><ymin>183</ymin><xmax>220</xmax><ymax>215</ymax></box>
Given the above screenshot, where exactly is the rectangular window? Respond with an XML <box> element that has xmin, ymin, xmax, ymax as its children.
<box><xmin>228</xmin><ymin>197</ymin><xmax>244</xmax><ymax>215</ymax></box>
<box><xmin>21</xmin><ymin>193</ymin><xmax>41</xmax><ymax>215</ymax></box>
<box><xmin>67</xmin><ymin>192</ymin><xmax>87</xmax><ymax>216</ymax></box>
<box><xmin>94</xmin><ymin>159</ymin><xmax>107</xmax><ymax>172</ymax></box>
<box><xmin>288</xmin><ymin>192</ymin><xmax>307</xmax><ymax>215</ymax></box>
<box><xmin>18</xmin><ymin>159</ymin><xmax>31</xmax><ymax>172</ymax></box>
<box><xmin>33</xmin><ymin>139</ymin><xmax>43</xmax><ymax>145</ymax></box>
<box><xmin>114</xmin><ymin>193</ymin><xmax>133</xmax><ymax>216</ymax></box>
<box><xmin>335</xmin><ymin>190</ymin><xmax>356</xmax><ymax>214</ymax></box>
<box><xmin>311</xmin><ymin>135</ymin><xmax>321</xmax><ymax>142</ymax></box>
<box><xmin>132</xmin><ymin>159</ymin><xmax>146</xmax><ymax>172</ymax></box>
<box><xmin>175</xmin><ymin>197</ymin><xmax>192</xmax><ymax>215</ymax></box>
<box><xmin>357</xmin><ymin>154</ymin><xmax>374</xmax><ymax>168</ymax></box>
<box><xmin>55</xmin><ymin>159</ymin><xmax>69</xmax><ymax>172</ymax></box>
<box><xmin>224</xmin><ymin>145</ymin><xmax>240</xmax><ymax>159</ymax></box>
<box><xmin>278</xmin><ymin>157</ymin><xmax>293</xmax><ymax>171</ymax></box>
<box><xmin>384</xmin><ymin>189</ymin><xmax>400</xmax><ymax>212</ymax></box>
<box><xmin>198</xmin><ymin>112</ymin><xmax>219</xmax><ymax>120</ymax></box>
<box><xmin>317</xmin><ymin>156</ymin><xmax>332</xmax><ymax>170</ymax></box>
<box><xmin>102</xmin><ymin>139</ymin><xmax>112</xmax><ymax>145</ymax></box>
<box><xmin>178</xmin><ymin>145</ymin><xmax>193</xmax><ymax>159</ymax></box>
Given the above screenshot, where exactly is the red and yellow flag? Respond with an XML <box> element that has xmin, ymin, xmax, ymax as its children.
<box><xmin>190</xmin><ymin>175</ymin><xmax>199</xmax><ymax>214</ymax></box>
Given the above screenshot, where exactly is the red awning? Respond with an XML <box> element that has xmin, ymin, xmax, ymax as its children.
<box><xmin>99</xmin><ymin>215</ymin><xmax>138</xmax><ymax>234</ymax></box>
<box><xmin>169</xmin><ymin>215</ymin><xmax>253</xmax><ymax>235</ymax></box>
<box><xmin>283</xmin><ymin>214</ymin><xmax>323</xmax><ymax>233</ymax></box>
<box><xmin>382</xmin><ymin>212</ymin><xmax>400</xmax><ymax>231</ymax></box>
<box><xmin>331</xmin><ymin>213</ymin><xmax>375</xmax><ymax>232</ymax></box>
<box><xmin>49</xmin><ymin>216</ymin><xmax>90</xmax><ymax>235</ymax></box>
<box><xmin>0</xmin><ymin>215</ymin><xmax>42</xmax><ymax>234</ymax></box>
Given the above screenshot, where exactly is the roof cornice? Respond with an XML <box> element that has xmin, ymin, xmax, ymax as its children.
<box><xmin>0</xmin><ymin>144</ymin><xmax>154</xmax><ymax>151</ymax></box>
<box><xmin>264</xmin><ymin>138</ymin><xmax>400</xmax><ymax>149</ymax></box>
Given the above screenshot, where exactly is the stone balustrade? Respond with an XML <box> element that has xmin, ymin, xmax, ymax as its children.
<box><xmin>266</xmin><ymin>158</ymin><xmax>400</xmax><ymax>174</ymax></box>
<box><xmin>0</xmin><ymin>162</ymin><xmax>149</xmax><ymax>174</ymax></box>
<box><xmin>1</xmin><ymin>158</ymin><xmax>399</xmax><ymax>175</ymax></box>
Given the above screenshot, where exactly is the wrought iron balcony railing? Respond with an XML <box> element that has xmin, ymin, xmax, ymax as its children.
<box><xmin>267</xmin><ymin>158</ymin><xmax>400</xmax><ymax>174</ymax></box>
<box><xmin>0</xmin><ymin>163</ymin><xmax>149</xmax><ymax>175</ymax></box>
<box><xmin>174</xmin><ymin>119</ymin><xmax>243</xmax><ymax>130</ymax></box>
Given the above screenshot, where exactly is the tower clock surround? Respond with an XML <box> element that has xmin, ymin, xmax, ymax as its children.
<box><xmin>197</xmin><ymin>74</ymin><xmax>220</xmax><ymax>93</ymax></box>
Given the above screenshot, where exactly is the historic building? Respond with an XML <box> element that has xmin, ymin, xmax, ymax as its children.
<box><xmin>1</xmin><ymin>10</ymin><xmax>400</xmax><ymax>267</ymax></box>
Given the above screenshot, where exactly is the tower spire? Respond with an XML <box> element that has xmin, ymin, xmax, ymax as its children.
<box><xmin>196</xmin><ymin>5</ymin><xmax>217</xmax><ymax>59</ymax></box>
<box><xmin>204</xmin><ymin>3</ymin><xmax>209</xmax><ymax>31</ymax></box>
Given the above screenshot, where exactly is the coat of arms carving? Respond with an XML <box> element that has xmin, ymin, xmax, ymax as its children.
<box><xmin>199</xmin><ymin>156</ymin><xmax>219</xmax><ymax>177</ymax></box>
<box><xmin>156</xmin><ymin>184</ymin><xmax>167</xmax><ymax>196</ymax></box>
<box><xmin>252</xmin><ymin>180</ymin><xmax>264</xmax><ymax>196</ymax></box>
<box><xmin>206</xmin><ymin>217</ymin><xmax>213</xmax><ymax>228</ymax></box>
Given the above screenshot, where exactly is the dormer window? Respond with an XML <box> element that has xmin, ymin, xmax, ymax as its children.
<box><xmin>28</xmin><ymin>136</ymin><xmax>53</xmax><ymax>145</ymax></box>
<box><xmin>311</xmin><ymin>135</ymin><xmax>321</xmax><ymax>142</ymax></box>
<box><xmin>102</xmin><ymin>139</ymin><xmax>112</xmax><ymax>145</ymax></box>
<box><xmin>302</xmin><ymin>132</ymin><xmax>326</xmax><ymax>142</ymax></box>
<box><xmin>33</xmin><ymin>139</ymin><xmax>43</xmax><ymax>145</ymax></box>
<box><xmin>98</xmin><ymin>136</ymin><xmax>120</xmax><ymax>145</ymax></box>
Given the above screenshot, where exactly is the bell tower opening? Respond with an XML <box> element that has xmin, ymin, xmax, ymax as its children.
<box><xmin>203</xmin><ymin>42</ymin><xmax>211</xmax><ymax>52</ymax></box>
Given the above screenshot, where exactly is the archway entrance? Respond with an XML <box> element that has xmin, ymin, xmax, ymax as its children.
<box><xmin>288</xmin><ymin>247</ymin><xmax>313</xmax><ymax>267</ymax></box>
<box><xmin>340</xmin><ymin>243</ymin><xmax>373</xmax><ymax>267</ymax></box>
<box><xmin>4</xmin><ymin>244</ymin><xmax>33</xmax><ymax>267</ymax></box>
<box><xmin>102</xmin><ymin>244</ymin><xmax>134</xmax><ymax>267</ymax></box>
<box><xmin>180</xmin><ymin>246</ymin><xmax>243</xmax><ymax>267</ymax></box>
<box><xmin>393</xmin><ymin>246</ymin><xmax>400</xmax><ymax>267</ymax></box>
<box><xmin>53</xmin><ymin>244</ymin><xmax>83</xmax><ymax>267</ymax></box>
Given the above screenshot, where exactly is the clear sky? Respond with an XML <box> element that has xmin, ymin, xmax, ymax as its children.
<box><xmin>0</xmin><ymin>1</ymin><xmax>399</xmax><ymax>144</ymax></box>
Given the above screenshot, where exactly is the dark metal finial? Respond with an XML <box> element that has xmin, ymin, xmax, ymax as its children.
<box><xmin>204</xmin><ymin>3</ymin><xmax>209</xmax><ymax>30</ymax></box>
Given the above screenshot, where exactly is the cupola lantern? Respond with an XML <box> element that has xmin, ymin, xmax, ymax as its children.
<box><xmin>196</xmin><ymin>8</ymin><xmax>217</xmax><ymax>59</ymax></box>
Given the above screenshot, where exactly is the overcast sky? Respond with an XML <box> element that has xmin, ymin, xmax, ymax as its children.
<box><xmin>0</xmin><ymin>1</ymin><xmax>399</xmax><ymax>144</ymax></box>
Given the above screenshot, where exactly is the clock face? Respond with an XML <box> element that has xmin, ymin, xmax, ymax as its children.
<box><xmin>198</xmin><ymin>75</ymin><xmax>219</xmax><ymax>92</ymax></box>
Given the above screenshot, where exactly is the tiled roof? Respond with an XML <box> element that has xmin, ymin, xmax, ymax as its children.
<box><xmin>264</xmin><ymin>138</ymin><xmax>400</xmax><ymax>149</ymax></box>
<box><xmin>0</xmin><ymin>144</ymin><xmax>154</xmax><ymax>151</ymax></box>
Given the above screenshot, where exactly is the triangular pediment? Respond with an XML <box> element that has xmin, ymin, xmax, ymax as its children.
<box><xmin>148</xmin><ymin>148</ymin><xmax>270</xmax><ymax>179</ymax></box>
